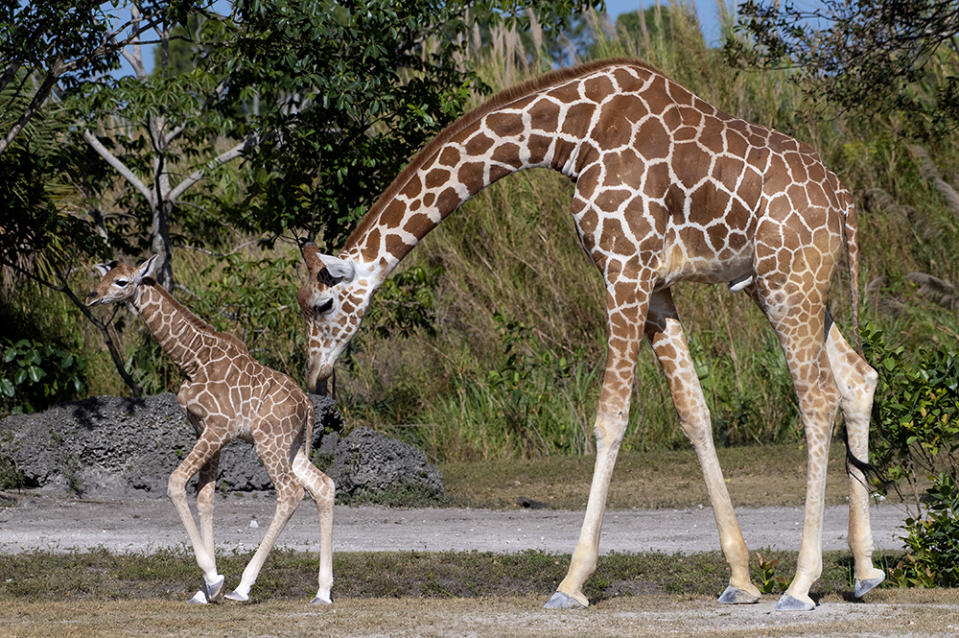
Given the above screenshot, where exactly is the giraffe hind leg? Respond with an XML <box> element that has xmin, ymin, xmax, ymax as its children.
<box><xmin>225</xmin><ymin>437</ymin><xmax>303</xmax><ymax>602</ymax></box>
<box><xmin>293</xmin><ymin>448</ymin><xmax>335</xmax><ymax>604</ymax></box>
<box><xmin>825</xmin><ymin>318</ymin><xmax>885</xmax><ymax>596</ymax></box>
<box><xmin>755</xmin><ymin>284</ymin><xmax>838</xmax><ymax>611</ymax></box>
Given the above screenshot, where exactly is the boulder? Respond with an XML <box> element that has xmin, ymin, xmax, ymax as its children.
<box><xmin>323</xmin><ymin>426</ymin><xmax>444</xmax><ymax>505</ymax></box>
<box><xmin>0</xmin><ymin>393</ymin><xmax>442</xmax><ymax>504</ymax></box>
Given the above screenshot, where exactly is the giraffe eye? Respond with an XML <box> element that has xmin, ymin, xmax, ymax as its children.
<box><xmin>314</xmin><ymin>298</ymin><xmax>334</xmax><ymax>314</ymax></box>
<box><xmin>115</xmin><ymin>279</ymin><xmax>129</xmax><ymax>287</ymax></box>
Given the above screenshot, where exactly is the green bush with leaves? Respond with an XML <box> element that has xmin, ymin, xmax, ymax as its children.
<box><xmin>864</xmin><ymin>323</ymin><xmax>959</xmax><ymax>587</ymax></box>
<box><xmin>0</xmin><ymin>338</ymin><xmax>88</xmax><ymax>414</ymax></box>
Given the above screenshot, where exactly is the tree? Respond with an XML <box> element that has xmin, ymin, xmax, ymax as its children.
<box><xmin>0</xmin><ymin>1</ymin><xmax>202</xmax><ymax>155</ymax></box>
<box><xmin>730</xmin><ymin>1</ymin><xmax>959</xmax><ymax>132</ymax></box>
<box><xmin>70</xmin><ymin>4</ymin><xmax>250</xmax><ymax>290</ymax></box>
<box><xmin>219</xmin><ymin>0</ymin><xmax>603</xmax><ymax>248</ymax></box>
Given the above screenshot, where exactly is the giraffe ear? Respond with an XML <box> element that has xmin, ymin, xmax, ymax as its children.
<box><xmin>318</xmin><ymin>253</ymin><xmax>356</xmax><ymax>283</ymax></box>
<box><xmin>94</xmin><ymin>260</ymin><xmax>118</xmax><ymax>277</ymax></box>
<box><xmin>135</xmin><ymin>255</ymin><xmax>159</xmax><ymax>283</ymax></box>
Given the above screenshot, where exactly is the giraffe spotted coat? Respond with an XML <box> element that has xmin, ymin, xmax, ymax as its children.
<box><xmin>297</xmin><ymin>58</ymin><xmax>884</xmax><ymax>612</ymax></box>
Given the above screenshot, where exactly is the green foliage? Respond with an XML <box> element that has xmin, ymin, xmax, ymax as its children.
<box><xmin>222</xmin><ymin>0</ymin><xmax>601</xmax><ymax>245</ymax></box>
<box><xmin>889</xmin><ymin>474</ymin><xmax>959</xmax><ymax>588</ymax></box>
<box><xmin>751</xmin><ymin>552</ymin><xmax>788</xmax><ymax>594</ymax></box>
<box><xmin>730</xmin><ymin>1</ymin><xmax>959</xmax><ymax>136</ymax></box>
<box><xmin>0</xmin><ymin>338</ymin><xmax>87</xmax><ymax>415</ymax></box>
<box><xmin>864</xmin><ymin>323</ymin><xmax>959</xmax><ymax>587</ymax></box>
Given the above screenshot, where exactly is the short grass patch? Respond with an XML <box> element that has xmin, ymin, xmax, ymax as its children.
<box><xmin>440</xmin><ymin>442</ymin><xmax>864</xmax><ymax>510</ymax></box>
<box><xmin>0</xmin><ymin>548</ymin><xmax>905</xmax><ymax>604</ymax></box>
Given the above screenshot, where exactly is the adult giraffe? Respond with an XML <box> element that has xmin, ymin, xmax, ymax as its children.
<box><xmin>296</xmin><ymin>58</ymin><xmax>885</xmax><ymax>611</ymax></box>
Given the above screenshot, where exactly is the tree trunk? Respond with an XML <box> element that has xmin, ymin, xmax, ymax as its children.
<box><xmin>150</xmin><ymin>198</ymin><xmax>175</xmax><ymax>290</ymax></box>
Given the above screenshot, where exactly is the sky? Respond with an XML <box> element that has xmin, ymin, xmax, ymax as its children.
<box><xmin>605</xmin><ymin>0</ymin><xmax>728</xmax><ymax>46</ymax></box>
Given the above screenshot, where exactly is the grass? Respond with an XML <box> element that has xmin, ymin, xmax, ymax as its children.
<box><xmin>439</xmin><ymin>441</ymin><xmax>863</xmax><ymax>510</ymax></box>
<box><xmin>0</xmin><ymin>547</ymin><xmax>911</xmax><ymax>603</ymax></box>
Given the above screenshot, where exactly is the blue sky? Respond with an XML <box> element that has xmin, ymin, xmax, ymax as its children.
<box><xmin>605</xmin><ymin>0</ymin><xmax>729</xmax><ymax>46</ymax></box>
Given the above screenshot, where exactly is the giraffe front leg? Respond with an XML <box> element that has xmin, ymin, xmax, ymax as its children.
<box><xmin>825</xmin><ymin>321</ymin><xmax>885</xmax><ymax>597</ymax></box>
<box><xmin>645</xmin><ymin>289</ymin><xmax>759</xmax><ymax>604</ymax></box>
<box><xmin>545</xmin><ymin>283</ymin><xmax>647</xmax><ymax>609</ymax></box>
<box><xmin>187</xmin><ymin>453</ymin><xmax>221</xmax><ymax>605</ymax></box>
<box><xmin>168</xmin><ymin>432</ymin><xmax>226</xmax><ymax>604</ymax></box>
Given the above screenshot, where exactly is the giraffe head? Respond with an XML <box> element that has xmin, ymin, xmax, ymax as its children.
<box><xmin>86</xmin><ymin>255</ymin><xmax>158</xmax><ymax>306</ymax></box>
<box><xmin>296</xmin><ymin>244</ymin><xmax>375</xmax><ymax>392</ymax></box>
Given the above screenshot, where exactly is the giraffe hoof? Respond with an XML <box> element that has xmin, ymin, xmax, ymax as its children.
<box><xmin>543</xmin><ymin>591</ymin><xmax>588</xmax><ymax>609</ymax></box>
<box><xmin>854</xmin><ymin>573</ymin><xmax>885</xmax><ymax>598</ymax></box>
<box><xmin>201</xmin><ymin>575</ymin><xmax>225</xmax><ymax>603</ymax></box>
<box><xmin>718</xmin><ymin>585</ymin><xmax>760</xmax><ymax>604</ymax></box>
<box><xmin>775</xmin><ymin>593</ymin><xmax>816</xmax><ymax>611</ymax></box>
<box><xmin>187</xmin><ymin>590</ymin><xmax>209</xmax><ymax>605</ymax></box>
<box><xmin>224</xmin><ymin>590</ymin><xmax>250</xmax><ymax>603</ymax></box>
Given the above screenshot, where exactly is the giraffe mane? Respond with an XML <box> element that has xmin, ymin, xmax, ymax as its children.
<box><xmin>344</xmin><ymin>57</ymin><xmax>662</xmax><ymax>251</ymax></box>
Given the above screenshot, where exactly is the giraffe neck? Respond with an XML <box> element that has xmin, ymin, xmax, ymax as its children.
<box><xmin>132</xmin><ymin>283</ymin><xmax>213</xmax><ymax>378</ymax></box>
<box><xmin>343</xmin><ymin>63</ymin><xmax>614</xmax><ymax>279</ymax></box>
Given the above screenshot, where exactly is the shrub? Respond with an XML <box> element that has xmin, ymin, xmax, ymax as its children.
<box><xmin>864</xmin><ymin>323</ymin><xmax>959</xmax><ymax>587</ymax></box>
<box><xmin>0</xmin><ymin>338</ymin><xmax>87</xmax><ymax>414</ymax></box>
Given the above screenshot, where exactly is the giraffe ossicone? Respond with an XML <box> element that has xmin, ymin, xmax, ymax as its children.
<box><xmin>297</xmin><ymin>57</ymin><xmax>885</xmax><ymax>610</ymax></box>
<box><xmin>88</xmin><ymin>256</ymin><xmax>335</xmax><ymax>605</ymax></box>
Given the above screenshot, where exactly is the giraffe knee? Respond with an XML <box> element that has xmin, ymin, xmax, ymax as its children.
<box><xmin>167</xmin><ymin>473</ymin><xmax>188</xmax><ymax>500</ymax></box>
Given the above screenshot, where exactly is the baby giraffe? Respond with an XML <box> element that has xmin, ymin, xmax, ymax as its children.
<box><xmin>87</xmin><ymin>255</ymin><xmax>334</xmax><ymax>605</ymax></box>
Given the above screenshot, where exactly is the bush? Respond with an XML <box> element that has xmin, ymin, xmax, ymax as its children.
<box><xmin>0</xmin><ymin>338</ymin><xmax>88</xmax><ymax>414</ymax></box>
<box><xmin>864</xmin><ymin>324</ymin><xmax>959</xmax><ymax>587</ymax></box>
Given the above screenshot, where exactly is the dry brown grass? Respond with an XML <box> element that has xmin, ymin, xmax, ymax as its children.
<box><xmin>2</xmin><ymin>590</ymin><xmax>957</xmax><ymax>637</ymax></box>
<box><xmin>441</xmin><ymin>441</ymin><xmax>875</xmax><ymax>510</ymax></box>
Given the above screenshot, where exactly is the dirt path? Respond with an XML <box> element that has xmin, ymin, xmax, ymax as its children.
<box><xmin>0</xmin><ymin>491</ymin><xmax>908</xmax><ymax>555</ymax></box>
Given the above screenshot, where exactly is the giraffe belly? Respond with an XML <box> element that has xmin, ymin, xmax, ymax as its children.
<box><xmin>655</xmin><ymin>240</ymin><xmax>753</xmax><ymax>289</ymax></box>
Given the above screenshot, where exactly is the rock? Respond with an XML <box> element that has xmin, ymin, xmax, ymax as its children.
<box><xmin>0</xmin><ymin>393</ymin><xmax>345</xmax><ymax>496</ymax></box>
<box><xmin>323</xmin><ymin>426</ymin><xmax>443</xmax><ymax>505</ymax></box>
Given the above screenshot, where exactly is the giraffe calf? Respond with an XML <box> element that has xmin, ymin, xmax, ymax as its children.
<box><xmin>87</xmin><ymin>255</ymin><xmax>334</xmax><ymax>604</ymax></box>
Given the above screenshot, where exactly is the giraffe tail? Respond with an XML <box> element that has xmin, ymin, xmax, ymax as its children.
<box><xmin>840</xmin><ymin>199</ymin><xmax>864</xmax><ymax>356</ymax></box>
<box><xmin>303</xmin><ymin>397</ymin><xmax>315</xmax><ymax>462</ymax></box>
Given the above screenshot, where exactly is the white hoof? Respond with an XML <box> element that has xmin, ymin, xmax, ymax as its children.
<box><xmin>718</xmin><ymin>585</ymin><xmax>760</xmax><ymax>604</ymax></box>
<box><xmin>854</xmin><ymin>572</ymin><xmax>885</xmax><ymax>598</ymax></box>
<box><xmin>201</xmin><ymin>575</ymin><xmax>225</xmax><ymax>603</ymax></box>
<box><xmin>224</xmin><ymin>590</ymin><xmax>250</xmax><ymax>603</ymax></box>
<box><xmin>187</xmin><ymin>589</ymin><xmax>209</xmax><ymax>605</ymax></box>
<box><xmin>776</xmin><ymin>593</ymin><xmax>816</xmax><ymax>611</ymax></box>
<box><xmin>311</xmin><ymin>594</ymin><xmax>333</xmax><ymax>605</ymax></box>
<box><xmin>543</xmin><ymin>591</ymin><xmax>588</xmax><ymax>609</ymax></box>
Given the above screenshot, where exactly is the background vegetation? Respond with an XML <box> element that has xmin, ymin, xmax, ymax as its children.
<box><xmin>1</xmin><ymin>1</ymin><xmax>956</xmax><ymax>454</ymax></box>
<box><xmin>2</xmin><ymin>0</ymin><xmax>959</xmax><ymax>589</ymax></box>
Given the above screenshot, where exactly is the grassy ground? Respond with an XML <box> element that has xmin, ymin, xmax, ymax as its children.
<box><xmin>0</xmin><ymin>547</ymin><xmax>886</xmax><ymax>602</ymax></box>
<box><xmin>440</xmin><ymin>441</ymin><xmax>873</xmax><ymax>510</ymax></box>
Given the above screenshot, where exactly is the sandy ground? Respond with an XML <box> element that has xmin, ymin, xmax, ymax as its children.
<box><xmin>0</xmin><ymin>490</ymin><xmax>908</xmax><ymax>555</ymax></box>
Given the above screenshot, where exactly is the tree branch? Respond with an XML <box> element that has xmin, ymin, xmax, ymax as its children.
<box><xmin>167</xmin><ymin>136</ymin><xmax>253</xmax><ymax>202</ymax></box>
<box><xmin>83</xmin><ymin>129</ymin><xmax>155</xmax><ymax>205</ymax></box>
